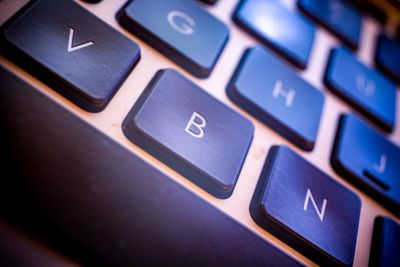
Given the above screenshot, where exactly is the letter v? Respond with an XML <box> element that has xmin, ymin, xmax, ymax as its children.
<box><xmin>68</xmin><ymin>28</ymin><xmax>94</xmax><ymax>52</ymax></box>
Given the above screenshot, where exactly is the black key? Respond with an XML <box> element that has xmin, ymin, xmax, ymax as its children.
<box><xmin>396</xmin><ymin>25</ymin><xmax>400</xmax><ymax>42</ymax></box>
<box><xmin>0</xmin><ymin>65</ymin><xmax>303</xmax><ymax>267</ymax></box>
<box><xmin>375</xmin><ymin>35</ymin><xmax>400</xmax><ymax>85</ymax></box>
<box><xmin>233</xmin><ymin>0</ymin><xmax>315</xmax><ymax>69</ymax></box>
<box><xmin>122</xmin><ymin>69</ymin><xmax>253</xmax><ymax>198</ymax></box>
<box><xmin>118</xmin><ymin>0</ymin><xmax>228</xmax><ymax>78</ymax></box>
<box><xmin>227</xmin><ymin>46</ymin><xmax>324</xmax><ymax>151</ymax></box>
<box><xmin>251</xmin><ymin>146</ymin><xmax>361</xmax><ymax>267</ymax></box>
<box><xmin>199</xmin><ymin>0</ymin><xmax>218</xmax><ymax>5</ymax></box>
<box><xmin>0</xmin><ymin>0</ymin><xmax>140</xmax><ymax>112</ymax></box>
<box><xmin>324</xmin><ymin>47</ymin><xmax>396</xmax><ymax>132</ymax></box>
<box><xmin>298</xmin><ymin>0</ymin><xmax>362</xmax><ymax>49</ymax></box>
<box><xmin>369</xmin><ymin>217</ymin><xmax>400</xmax><ymax>267</ymax></box>
<box><xmin>331</xmin><ymin>114</ymin><xmax>400</xmax><ymax>215</ymax></box>
<box><xmin>348</xmin><ymin>0</ymin><xmax>387</xmax><ymax>24</ymax></box>
<box><xmin>80</xmin><ymin>0</ymin><xmax>102</xmax><ymax>3</ymax></box>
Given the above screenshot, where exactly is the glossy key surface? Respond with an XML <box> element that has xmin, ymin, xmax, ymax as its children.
<box><xmin>325</xmin><ymin>47</ymin><xmax>396</xmax><ymax>132</ymax></box>
<box><xmin>0</xmin><ymin>0</ymin><xmax>140</xmax><ymax>112</ymax></box>
<box><xmin>251</xmin><ymin>146</ymin><xmax>361</xmax><ymax>267</ymax></box>
<box><xmin>118</xmin><ymin>0</ymin><xmax>228</xmax><ymax>78</ymax></box>
<box><xmin>298</xmin><ymin>0</ymin><xmax>362</xmax><ymax>49</ymax></box>
<box><xmin>369</xmin><ymin>217</ymin><xmax>400</xmax><ymax>267</ymax></box>
<box><xmin>332</xmin><ymin>114</ymin><xmax>400</xmax><ymax>214</ymax></box>
<box><xmin>123</xmin><ymin>69</ymin><xmax>254</xmax><ymax>199</ymax></box>
<box><xmin>375</xmin><ymin>35</ymin><xmax>400</xmax><ymax>85</ymax></box>
<box><xmin>227</xmin><ymin>46</ymin><xmax>324</xmax><ymax>151</ymax></box>
<box><xmin>233</xmin><ymin>0</ymin><xmax>315</xmax><ymax>69</ymax></box>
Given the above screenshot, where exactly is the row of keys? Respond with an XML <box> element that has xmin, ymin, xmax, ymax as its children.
<box><xmin>1</xmin><ymin>0</ymin><xmax>397</xmax><ymax>134</ymax></box>
<box><xmin>117</xmin><ymin>0</ymin><xmax>396</xmax><ymax>133</ymax></box>
<box><xmin>120</xmin><ymin>61</ymin><xmax>400</xmax><ymax>215</ymax></box>
<box><xmin>0</xmin><ymin>0</ymin><xmax>398</xmax><ymax>200</ymax></box>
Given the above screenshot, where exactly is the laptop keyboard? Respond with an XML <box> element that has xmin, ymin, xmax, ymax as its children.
<box><xmin>0</xmin><ymin>0</ymin><xmax>399</xmax><ymax>266</ymax></box>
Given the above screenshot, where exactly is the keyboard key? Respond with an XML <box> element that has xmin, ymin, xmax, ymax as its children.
<box><xmin>0</xmin><ymin>66</ymin><xmax>303</xmax><ymax>267</ymax></box>
<box><xmin>118</xmin><ymin>0</ymin><xmax>228</xmax><ymax>78</ymax></box>
<box><xmin>122</xmin><ymin>69</ymin><xmax>253</xmax><ymax>198</ymax></box>
<box><xmin>227</xmin><ymin>46</ymin><xmax>324</xmax><ymax>151</ymax></box>
<box><xmin>298</xmin><ymin>0</ymin><xmax>362</xmax><ymax>49</ymax></box>
<box><xmin>375</xmin><ymin>35</ymin><xmax>400</xmax><ymax>85</ymax></box>
<box><xmin>233</xmin><ymin>0</ymin><xmax>315</xmax><ymax>69</ymax></box>
<box><xmin>324</xmin><ymin>47</ymin><xmax>396</xmax><ymax>132</ymax></box>
<box><xmin>332</xmin><ymin>114</ymin><xmax>400</xmax><ymax>214</ymax></box>
<box><xmin>0</xmin><ymin>0</ymin><xmax>140</xmax><ymax>112</ymax></box>
<box><xmin>199</xmin><ymin>0</ymin><xmax>218</xmax><ymax>5</ymax></box>
<box><xmin>348</xmin><ymin>0</ymin><xmax>387</xmax><ymax>24</ymax></box>
<box><xmin>251</xmin><ymin>146</ymin><xmax>361</xmax><ymax>266</ymax></box>
<box><xmin>396</xmin><ymin>25</ymin><xmax>400</xmax><ymax>42</ymax></box>
<box><xmin>369</xmin><ymin>217</ymin><xmax>400</xmax><ymax>267</ymax></box>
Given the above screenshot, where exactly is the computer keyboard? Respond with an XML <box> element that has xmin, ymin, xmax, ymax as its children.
<box><xmin>0</xmin><ymin>0</ymin><xmax>399</xmax><ymax>266</ymax></box>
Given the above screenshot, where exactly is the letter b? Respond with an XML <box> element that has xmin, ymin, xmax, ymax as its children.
<box><xmin>185</xmin><ymin>112</ymin><xmax>206</xmax><ymax>138</ymax></box>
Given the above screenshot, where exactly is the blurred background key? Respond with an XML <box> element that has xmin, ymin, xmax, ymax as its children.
<box><xmin>375</xmin><ymin>35</ymin><xmax>400</xmax><ymax>85</ymax></box>
<box><xmin>298</xmin><ymin>0</ymin><xmax>362</xmax><ymax>50</ymax></box>
<box><xmin>233</xmin><ymin>0</ymin><xmax>315</xmax><ymax>69</ymax></box>
<box><xmin>324</xmin><ymin>47</ymin><xmax>396</xmax><ymax>132</ymax></box>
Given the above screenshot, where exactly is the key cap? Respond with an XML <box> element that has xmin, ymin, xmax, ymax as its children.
<box><xmin>122</xmin><ymin>69</ymin><xmax>254</xmax><ymax>199</ymax></box>
<box><xmin>199</xmin><ymin>0</ymin><xmax>218</xmax><ymax>5</ymax></box>
<box><xmin>298</xmin><ymin>0</ymin><xmax>362</xmax><ymax>49</ymax></box>
<box><xmin>369</xmin><ymin>217</ymin><xmax>400</xmax><ymax>267</ymax></box>
<box><xmin>348</xmin><ymin>0</ymin><xmax>387</xmax><ymax>24</ymax></box>
<box><xmin>118</xmin><ymin>0</ymin><xmax>228</xmax><ymax>78</ymax></box>
<box><xmin>233</xmin><ymin>0</ymin><xmax>315</xmax><ymax>69</ymax></box>
<box><xmin>375</xmin><ymin>35</ymin><xmax>400</xmax><ymax>85</ymax></box>
<box><xmin>324</xmin><ymin>47</ymin><xmax>396</xmax><ymax>132</ymax></box>
<box><xmin>0</xmin><ymin>65</ymin><xmax>303</xmax><ymax>267</ymax></box>
<box><xmin>251</xmin><ymin>146</ymin><xmax>361</xmax><ymax>267</ymax></box>
<box><xmin>396</xmin><ymin>25</ymin><xmax>400</xmax><ymax>42</ymax></box>
<box><xmin>331</xmin><ymin>114</ymin><xmax>400</xmax><ymax>214</ymax></box>
<box><xmin>0</xmin><ymin>0</ymin><xmax>140</xmax><ymax>112</ymax></box>
<box><xmin>227</xmin><ymin>46</ymin><xmax>324</xmax><ymax>151</ymax></box>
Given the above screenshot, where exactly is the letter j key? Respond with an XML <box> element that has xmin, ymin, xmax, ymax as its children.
<box><xmin>122</xmin><ymin>69</ymin><xmax>254</xmax><ymax>199</ymax></box>
<box><xmin>332</xmin><ymin>114</ymin><xmax>400</xmax><ymax>215</ymax></box>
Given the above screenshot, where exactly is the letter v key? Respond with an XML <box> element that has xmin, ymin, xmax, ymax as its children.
<box><xmin>67</xmin><ymin>28</ymin><xmax>94</xmax><ymax>52</ymax></box>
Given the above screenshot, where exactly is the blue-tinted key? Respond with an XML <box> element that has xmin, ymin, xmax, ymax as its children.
<box><xmin>325</xmin><ymin>47</ymin><xmax>396</xmax><ymax>132</ymax></box>
<box><xmin>0</xmin><ymin>0</ymin><xmax>140</xmax><ymax>112</ymax></box>
<box><xmin>118</xmin><ymin>0</ymin><xmax>228</xmax><ymax>78</ymax></box>
<box><xmin>227</xmin><ymin>46</ymin><xmax>324</xmax><ymax>151</ymax></box>
<box><xmin>375</xmin><ymin>35</ymin><xmax>400</xmax><ymax>85</ymax></box>
<box><xmin>122</xmin><ymin>69</ymin><xmax>254</xmax><ymax>199</ymax></box>
<box><xmin>233</xmin><ymin>0</ymin><xmax>315</xmax><ymax>69</ymax></box>
<box><xmin>369</xmin><ymin>217</ymin><xmax>400</xmax><ymax>267</ymax></box>
<box><xmin>298</xmin><ymin>0</ymin><xmax>362</xmax><ymax>49</ymax></box>
<box><xmin>332</xmin><ymin>114</ymin><xmax>400</xmax><ymax>215</ymax></box>
<box><xmin>251</xmin><ymin>146</ymin><xmax>361</xmax><ymax>266</ymax></box>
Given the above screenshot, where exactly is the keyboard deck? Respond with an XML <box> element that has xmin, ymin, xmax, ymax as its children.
<box><xmin>0</xmin><ymin>0</ymin><xmax>399</xmax><ymax>266</ymax></box>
